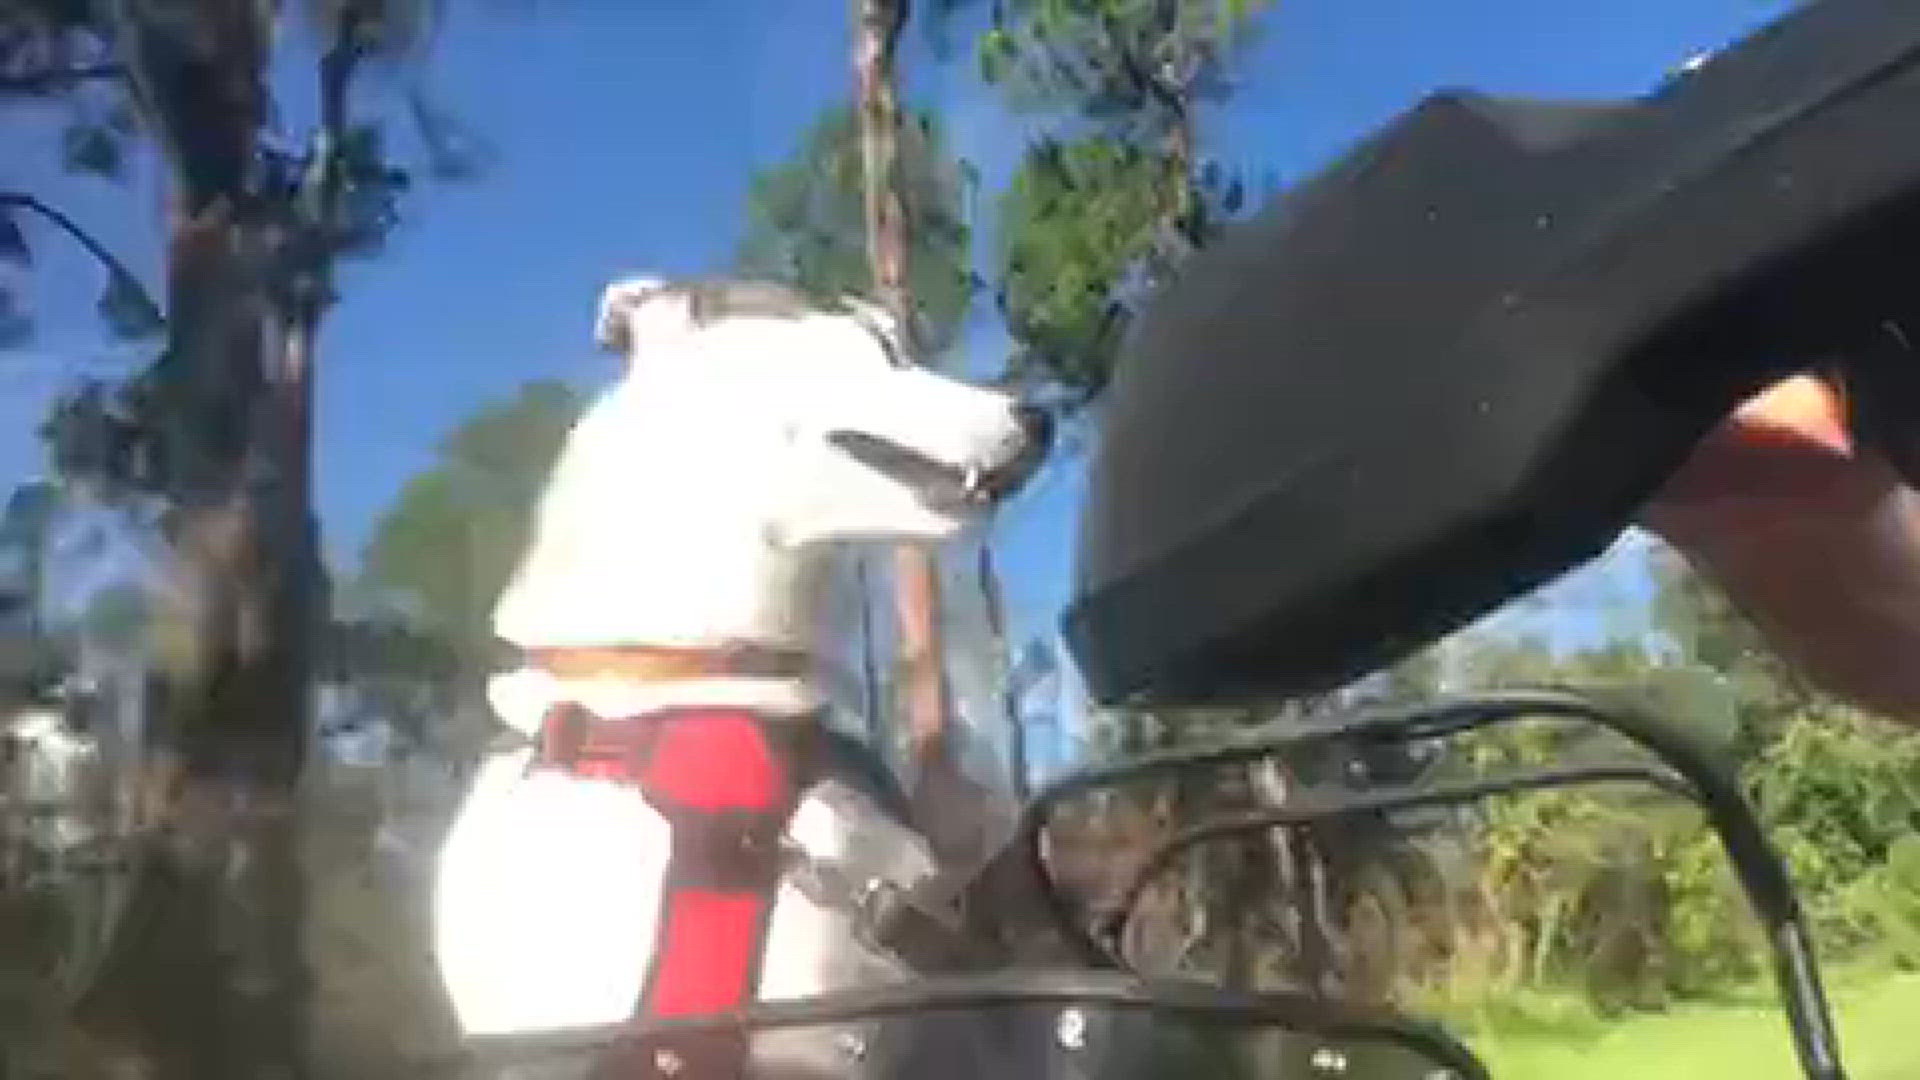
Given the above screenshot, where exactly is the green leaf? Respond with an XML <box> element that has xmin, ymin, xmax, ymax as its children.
<box><xmin>83</xmin><ymin>583</ymin><xmax>151</xmax><ymax>655</ymax></box>
<box><xmin>0</xmin><ymin>288</ymin><xmax>31</xmax><ymax>350</ymax></box>
<box><xmin>105</xmin><ymin>98</ymin><xmax>141</xmax><ymax>136</ymax></box>
<box><xmin>0</xmin><ymin>211</ymin><xmax>28</xmax><ymax>267</ymax></box>
<box><xmin>62</xmin><ymin>123</ymin><xmax>123</xmax><ymax>180</ymax></box>
<box><xmin>1887</xmin><ymin>834</ymin><xmax>1920</xmax><ymax>892</ymax></box>
<box><xmin>97</xmin><ymin>269</ymin><xmax>163</xmax><ymax>340</ymax></box>
<box><xmin>1225</xmin><ymin>0</ymin><xmax>1264</xmax><ymax>25</ymax></box>
<box><xmin>995</xmin><ymin>135</ymin><xmax>1174</xmax><ymax>397</ymax></box>
<box><xmin>732</xmin><ymin>103</ymin><xmax>974</xmax><ymax>358</ymax></box>
<box><xmin>1647</xmin><ymin>665</ymin><xmax>1742</xmax><ymax>757</ymax></box>
<box><xmin>362</xmin><ymin>381</ymin><xmax>585</xmax><ymax>660</ymax></box>
<box><xmin>408</xmin><ymin>90</ymin><xmax>488</xmax><ymax>182</ymax></box>
<box><xmin>977</xmin><ymin>27</ymin><xmax>1017</xmax><ymax>83</ymax></box>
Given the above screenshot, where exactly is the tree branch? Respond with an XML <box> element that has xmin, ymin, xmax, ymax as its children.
<box><xmin>0</xmin><ymin>62</ymin><xmax>125</xmax><ymax>93</ymax></box>
<box><xmin>0</xmin><ymin>192</ymin><xmax>165</xmax><ymax>326</ymax></box>
<box><xmin>307</xmin><ymin>5</ymin><xmax>365</xmax><ymax>249</ymax></box>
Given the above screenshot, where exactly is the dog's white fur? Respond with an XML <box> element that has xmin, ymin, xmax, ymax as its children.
<box><xmin>433</xmin><ymin>277</ymin><xmax>1041</xmax><ymax>1052</ymax></box>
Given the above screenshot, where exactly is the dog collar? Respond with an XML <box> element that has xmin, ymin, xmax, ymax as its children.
<box><xmin>523</xmin><ymin>643</ymin><xmax>816</xmax><ymax>684</ymax></box>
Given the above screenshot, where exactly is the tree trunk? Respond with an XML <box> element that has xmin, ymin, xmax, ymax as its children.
<box><xmin>853</xmin><ymin>0</ymin><xmax>915</xmax><ymax>339</ymax></box>
<box><xmin>977</xmin><ymin>543</ymin><xmax>1027</xmax><ymax>800</ymax></box>
<box><xmin>852</xmin><ymin>0</ymin><xmax>953</xmax><ymax>777</ymax></box>
<box><xmin>74</xmin><ymin>186</ymin><xmax>315</xmax><ymax>1080</ymax></box>
<box><xmin>69</xmin><ymin>5</ymin><xmax>323</xmax><ymax>1076</ymax></box>
<box><xmin>892</xmin><ymin>547</ymin><xmax>947</xmax><ymax>771</ymax></box>
<box><xmin>854</xmin><ymin>553</ymin><xmax>886</xmax><ymax>750</ymax></box>
<box><xmin>1150</xmin><ymin>55</ymin><xmax>1201</xmax><ymax>268</ymax></box>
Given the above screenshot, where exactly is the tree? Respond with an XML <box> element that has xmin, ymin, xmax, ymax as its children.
<box><xmin>361</xmin><ymin>380</ymin><xmax>586</xmax><ymax>667</ymax></box>
<box><xmin>955</xmin><ymin>0</ymin><xmax>1280</xmax><ymax>937</ymax></box>
<box><xmin>1649</xmin><ymin>543</ymin><xmax>1826</xmax><ymax>751</ymax></box>
<box><xmin>933</xmin><ymin>0</ymin><xmax>1294</xmax><ymax>983</ymax></box>
<box><xmin>959</xmin><ymin>0</ymin><xmax>1272</xmax><ymax>404</ymax></box>
<box><xmin>1642</xmin><ymin>543</ymin><xmax>1920</xmax><ymax>979</ymax></box>
<box><xmin>2</xmin><ymin>2</ymin><xmax>456</xmax><ymax>1074</ymax></box>
<box><xmin>736</xmin><ymin>103</ymin><xmax>975</xmax><ymax>358</ymax></box>
<box><xmin>1429</xmin><ymin>564</ymin><xmax>1920</xmax><ymax>1011</ymax></box>
<box><xmin>735</xmin><ymin>24</ymin><xmax>982</xmax><ymax>788</ymax></box>
<box><xmin>734</xmin><ymin>99</ymin><xmax>978</xmax><ymax>763</ymax></box>
<box><xmin>995</xmin><ymin>136</ymin><xmax>1180</xmax><ymax>404</ymax></box>
<box><xmin>849</xmin><ymin>0</ymin><xmax>975</xmax><ymax>788</ymax></box>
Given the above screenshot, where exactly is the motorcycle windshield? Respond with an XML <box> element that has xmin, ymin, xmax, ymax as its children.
<box><xmin>11</xmin><ymin>3</ymin><xmax>1920</xmax><ymax>1080</ymax></box>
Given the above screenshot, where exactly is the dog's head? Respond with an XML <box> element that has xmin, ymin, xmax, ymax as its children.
<box><xmin>593</xmin><ymin>276</ymin><xmax>1052</xmax><ymax>548</ymax></box>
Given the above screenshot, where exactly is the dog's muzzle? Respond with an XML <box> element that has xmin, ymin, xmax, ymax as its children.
<box><xmin>828</xmin><ymin>405</ymin><xmax>1053</xmax><ymax>512</ymax></box>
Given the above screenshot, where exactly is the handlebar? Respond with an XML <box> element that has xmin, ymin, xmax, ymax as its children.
<box><xmin>465</xmin><ymin>968</ymin><xmax>1492</xmax><ymax>1079</ymax></box>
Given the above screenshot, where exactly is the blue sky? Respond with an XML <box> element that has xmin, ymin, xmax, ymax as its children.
<box><xmin>1</xmin><ymin>0</ymin><xmax>1799</xmax><ymax>765</ymax></box>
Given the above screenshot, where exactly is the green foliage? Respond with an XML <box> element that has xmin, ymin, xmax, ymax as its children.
<box><xmin>95</xmin><ymin>267</ymin><xmax>163</xmax><ymax>340</ymax></box>
<box><xmin>1839</xmin><ymin>835</ymin><xmax>1920</xmax><ymax>968</ymax></box>
<box><xmin>325</xmin><ymin>123</ymin><xmax>414</xmax><ymax>260</ymax></box>
<box><xmin>967</xmin><ymin>0</ymin><xmax>1273</xmax><ymax>136</ymax></box>
<box><xmin>996</xmin><ymin>136</ymin><xmax>1177</xmax><ymax>400</ymax></box>
<box><xmin>1650</xmin><ymin>547</ymin><xmax>1825</xmax><ymax>750</ymax></box>
<box><xmin>1066</xmin><ymin>515</ymin><xmax>1920</xmax><ymax>1022</ymax></box>
<box><xmin>0</xmin><ymin>211</ymin><xmax>27</xmax><ymax>265</ymax></box>
<box><xmin>301</xmin><ymin>0</ymin><xmax>443</xmax><ymax>64</ymax></box>
<box><xmin>60</xmin><ymin>121</ymin><xmax>122</xmax><ymax>179</ymax></box>
<box><xmin>0</xmin><ymin>193</ymin><xmax>165</xmax><ymax>361</ymax></box>
<box><xmin>406</xmin><ymin>88</ymin><xmax>489</xmax><ymax>182</ymax></box>
<box><xmin>734</xmin><ymin>104</ymin><xmax>975</xmax><ymax>358</ymax></box>
<box><xmin>3</xmin><ymin>2</ymin><xmax>138</xmax><ymax>194</ymax></box>
<box><xmin>1749</xmin><ymin>710</ymin><xmax>1920</xmax><ymax>953</ymax></box>
<box><xmin>1374</xmin><ymin>646</ymin><xmax>1445</xmax><ymax>706</ymax></box>
<box><xmin>947</xmin><ymin>0</ymin><xmax>1275</xmax><ymax>404</ymax></box>
<box><xmin>1442</xmin><ymin>648</ymin><xmax>1754</xmax><ymax>1009</ymax></box>
<box><xmin>2</xmin><ymin>0</ymin><xmax>472</xmax><ymax>390</ymax></box>
<box><xmin>0</xmin><ymin>289</ymin><xmax>28</xmax><ymax>349</ymax></box>
<box><xmin>1419</xmin><ymin>553</ymin><xmax>1920</xmax><ymax>1014</ymax></box>
<box><xmin>76</xmin><ymin>582</ymin><xmax>146</xmax><ymax>652</ymax></box>
<box><xmin>360</xmin><ymin>381</ymin><xmax>584</xmax><ymax>662</ymax></box>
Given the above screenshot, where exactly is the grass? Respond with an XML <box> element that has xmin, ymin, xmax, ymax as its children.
<box><xmin>1445</xmin><ymin>966</ymin><xmax>1920</xmax><ymax>1079</ymax></box>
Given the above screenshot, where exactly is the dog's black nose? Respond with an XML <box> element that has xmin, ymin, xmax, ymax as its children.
<box><xmin>975</xmin><ymin>404</ymin><xmax>1055</xmax><ymax>503</ymax></box>
<box><xmin>1014</xmin><ymin>404</ymin><xmax>1054</xmax><ymax>456</ymax></box>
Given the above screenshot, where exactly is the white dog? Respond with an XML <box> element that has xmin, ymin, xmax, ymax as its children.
<box><xmin>432</xmin><ymin>277</ymin><xmax>1051</xmax><ymax>1078</ymax></box>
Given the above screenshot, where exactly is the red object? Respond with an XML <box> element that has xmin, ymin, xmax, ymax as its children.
<box><xmin>641</xmin><ymin>712</ymin><xmax>788</xmax><ymax>813</ymax></box>
<box><xmin>647</xmin><ymin>889</ymin><xmax>766</xmax><ymax>1017</ymax></box>
<box><xmin>535</xmin><ymin>703</ymin><xmax>798</xmax><ymax>1058</ymax></box>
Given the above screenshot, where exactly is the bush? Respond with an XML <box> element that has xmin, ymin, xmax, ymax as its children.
<box><xmin>1427</xmin><ymin>700</ymin><xmax>1920</xmax><ymax>1009</ymax></box>
<box><xmin>1748</xmin><ymin>710</ymin><xmax>1920</xmax><ymax>967</ymax></box>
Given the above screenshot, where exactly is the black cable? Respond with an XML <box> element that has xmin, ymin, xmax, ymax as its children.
<box><xmin>1009</xmin><ymin>688</ymin><xmax>1847</xmax><ymax>1080</ymax></box>
<box><xmin>463</xmin><ymin>968</ymin><xmax>1491</xmax><ymax>1079</ymax></box>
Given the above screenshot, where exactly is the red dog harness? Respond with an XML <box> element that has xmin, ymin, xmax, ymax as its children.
<box><xmin>536</xmin><ymin>702</ymin><xmax>807</xmax><ymax>1078</ymax></box>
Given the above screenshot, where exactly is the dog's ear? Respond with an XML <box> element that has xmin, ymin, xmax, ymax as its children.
<box><xmin>594</xmin><ymin>275</ymin><xmax>673</xmax><ymax>355</ymax></box>
<box><xmin>835</xmin><ymin>294</ymin><xmax>912</xmax><ymax>366</ymax></box>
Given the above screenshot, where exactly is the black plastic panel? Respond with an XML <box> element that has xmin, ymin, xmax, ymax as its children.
<box><xmin>1064</xmin><ymin>0</ymin><xmax>1920</xmax><ymax>707</ymax></box>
